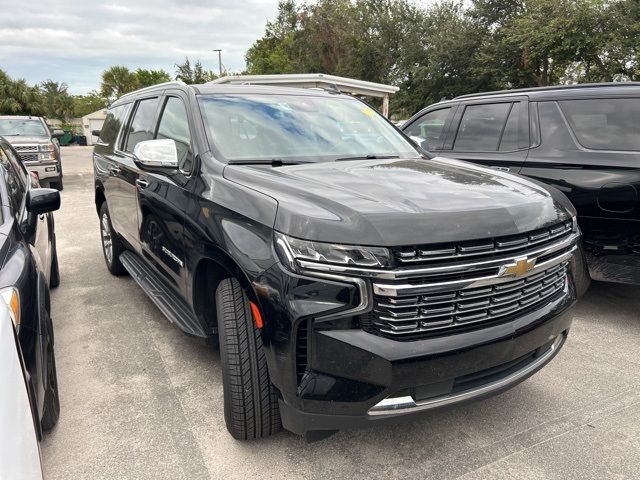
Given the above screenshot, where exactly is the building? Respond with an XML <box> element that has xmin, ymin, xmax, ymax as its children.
<box><xmin>82</xmin><ymin>108</ymin><xmax>108</xmax><ymax>146</ymax></box>
<box><xmin>209</xmin><ymin>73</ymin><xmax>399</xmax><ymax>117</ymax></box>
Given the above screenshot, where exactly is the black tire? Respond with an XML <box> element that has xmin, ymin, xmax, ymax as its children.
<box><xmin>50</xmin><ymin>178</ymin><xmax>63</xmax><ymax>191</ymax></box>
<box><xmin>41</xmin><ymin>315</ymin><xmax>60</xmax><ymax>431</ymax></box>
<box><xmin>99</xmin><ymin>203</ymin><xmax>127</xmax><ymax>276</ymax></box>
<box><xmin>50</xmin><ymin>233</ymin><xmax>60</xmax><ymax>288</ymax></box>
<box><xmin>216</xmin><ymin>278</ymin><xmax>281</xmax><ymax>440</ymax></box>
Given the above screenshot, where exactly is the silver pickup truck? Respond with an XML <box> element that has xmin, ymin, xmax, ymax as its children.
<box><xmin>0</xmin><ymin>116</ymin><xmax>64</xmax><ymax>190</ymax></box>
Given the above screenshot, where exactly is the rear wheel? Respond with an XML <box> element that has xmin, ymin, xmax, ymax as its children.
<box><xmin>216</xmin><ymin>278</ymin><xmax>281</xmax><ymax>439</ymax></box>
<box><xmin>99</xmin><ymin>203</ymin><xmax>127</xmax><ymax>276</ymax></box>
<box><xmin>41</xmin><ymin>315</ymin><xmax>60</xmax><ymax>431</ymax></box>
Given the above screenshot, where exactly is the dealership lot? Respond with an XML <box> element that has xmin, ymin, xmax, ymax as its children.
<box><xmin>41</xmin><ymin>146</ymin><xmax>640</xmax><ymax>480</ymax></box>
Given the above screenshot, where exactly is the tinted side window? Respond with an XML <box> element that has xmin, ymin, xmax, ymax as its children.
<box><xmin>156</xmin><ymin>97</ymin><xmax>193</xmax><ymax>171</ymax></box>
<box><xmin>99</xmin><ymin>103</ymin><xmax>130</xmax><ymax>149</ymax></box>
<box><xmin>404</xmin><ymin>107</ymin><xmax>452</xmax><ymax>149</ymax></box>
<box><xmin>0</xmin><ymin>144</ymin><xmax>27</xmax><ymax>213</ymax></box>
<box><xmin>560</xmin><ymin>98</ymin><xmax>640</xmax><ymax>151</ymax></box>
<box><xmin>498</xmin><ymin>102</ymin><xmax>521</xmax><ymax>151</ymax></box>
<box><xmin>125</xmin><ymin>97</ymin><xmax>161</xmax><ymax>153</ymax></box>
<box><xmin>454</xmin><ymin>103</ymin><xmax>511</xmax><ymax>152</ymax></box>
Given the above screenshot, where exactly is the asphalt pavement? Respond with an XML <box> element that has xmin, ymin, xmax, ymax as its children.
<box><xmin>41</xmin><ymin>146</ymin><xmax>640</xmax><ymax>480</ymax></box>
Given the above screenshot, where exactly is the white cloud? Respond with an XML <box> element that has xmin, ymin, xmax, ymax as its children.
<box><xmin>0</xmin><ymin>0</ymin><xmax>280</xmax><ymax>94</ymax></box>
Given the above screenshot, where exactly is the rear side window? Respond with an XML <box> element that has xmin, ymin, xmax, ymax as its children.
<box><xmin>404</xmin><ymin>107</ymin><xmax>452</xmax><ymax>149</ymax></box>
<box><xmin>125</xmin><ymin>97</ymin><xmax>161</xmax><ymax>153</ymax></box>
<box><xmin>560</xmin><ymin>98</ymin><xmax>640</xmax><ymax>151</ymax></box>
<box><xmin>454</xmin><ymin>103</ymin><xmax>511</xmax><ymax>151</ymax></box>
<box><xmin>99</xmin><ymin>103</ymin><xmax>130</xmax><ymax>149</ymax></box>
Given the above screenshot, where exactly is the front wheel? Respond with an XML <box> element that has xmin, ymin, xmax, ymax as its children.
<box><xmin>41</xmin><ymin>315</ymin><xmax>60</xmax><ymax>431</ymax></box>
<box><xmin>99</xmin><ymin>203</ymin><xmax>127</xmax><ymax>276</ymax></box>
<box><xmin>216</xmin><ymin>278</ymin><xmax>281</xmax><ymax>440</ymax></box>
<box><xmin>50</xmin><ymin>233</ymin><xmax>60</xmax><ymax>288</ymax></box>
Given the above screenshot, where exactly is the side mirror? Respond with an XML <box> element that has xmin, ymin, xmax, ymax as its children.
<box><xmin>91</xmin><ymin>129</ymin><xmax>101</xmax><ymax>137</ymax></box>
<box><xmin>420</xmin><ymin>139</ymin><xmax>431</xmax><ymax>151</ymax></box>
<box><xmin>133</xmin><ymin>139</ymin><xmax>178</xmax><ymax>169</ymax></box>
<box><xmin>26</xmin><ymin>188</ymin><xmax>61</xmax><ymax>215</ymax></box>
<box><xmin>51</xmin><ymin>129</ymin><xmax>65</xmax><ymax>139</ymax></box>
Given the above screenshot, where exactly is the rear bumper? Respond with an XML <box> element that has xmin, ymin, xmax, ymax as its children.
<box><xmin>277</xmin><ymin>289</ymin><xmax>575</xmax><ymax>436</ymax></box>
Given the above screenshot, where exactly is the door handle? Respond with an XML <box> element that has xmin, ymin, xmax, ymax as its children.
<box><xmin>490</xmin><ymin>166</ymin><xmax>511</xmax><ymax>172</ymax></box>
<box><xmin>135</xmin><ymin>179</ymin><xmax>149</xmax><ymax>189</ymax></box>
<box><xmin>109</xmin><ymin>166</ymin><xmax>121</xmax><ymax>175</ymax></box>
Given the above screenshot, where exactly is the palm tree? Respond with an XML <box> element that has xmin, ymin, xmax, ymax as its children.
<box><xmin>100</xmin><ymin>66</ymin><xmax>139</xmax><ymax>100</ymax></box>
<box><xmin>0</xmin><ymin>69</ymin><xmax>43</xmax><ymax>115</ymax></box>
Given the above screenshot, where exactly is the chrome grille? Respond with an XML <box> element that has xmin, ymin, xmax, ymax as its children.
<box><xmin>369</xmin><ymin>262</ymin><xmax>568</xmax><ymax>337</ymax></box>
<box><xmin>12</xmin><ymin>144</ymin><xmax>38</xmax><ymax>153</ymax></box>
<box><xmin>395</xmin><ymin>220</ymin><xmax>574</xmax><ymax>265</ymax></box>
<box><xmin>19</xmin><ymin>153</ymin><xmax>39</xmax><ymax>162</ymax></box>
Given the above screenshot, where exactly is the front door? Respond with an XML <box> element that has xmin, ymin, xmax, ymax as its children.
<box><xmin>136</xmin><ymin>94</ymin><xmax>194</xmax><ymax>294</ymax></box>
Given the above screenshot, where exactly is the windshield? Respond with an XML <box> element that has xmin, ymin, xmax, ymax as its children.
<box><xmin>198</xmin><ymin>94</ymin><xmax>420</xmax><ymax>163</ymax></box>
<box><xmin>0</xmin><ymin>119</ymin><xmax>47</xmax><ymax>137</ymax></box>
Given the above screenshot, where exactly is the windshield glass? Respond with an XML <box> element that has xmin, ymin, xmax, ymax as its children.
<box><xmin>0</xmin><ymin>119</ymin><xmax>47</xmax><ymax>137</ymax></box>
<box><xmin>198</xmin><ymin>94</ymin><xmax>420</xmax><ymax>162</ymax></box>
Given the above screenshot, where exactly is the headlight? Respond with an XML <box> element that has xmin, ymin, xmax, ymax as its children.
<box><xmin>38</xmin><ymin>143</ymin><xmax>55</xmax><ymax>153</ymax></box>
<box><xmin>275</xmin><ymin>232</ymin><xmax>392</xmax><ymax>271</ymax></box>
<box><xmin>0</xmin><ymin>287</ymin><xmax>21</xmax><ymax>327</ymax></box>
<box><xmin>572</xmin><ymin>215</ymin><xmax>579</xmax><ymax>233</ymax></box>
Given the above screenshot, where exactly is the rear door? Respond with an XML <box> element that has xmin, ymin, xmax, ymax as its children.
<box><xmin>443</xmin><ymin>98</ymin><xmax>529</xmax><ymax>172</ymax></box>
<box><xmin>521</xmin><ymin>97</ymin><xmax>640</xmax><ymax>257</ymax></box>
<box><xmin>116</xmin><ymin>96</ymin><xmax>162</xmax><ymax>251</ymax></box>
<box><xmin>136</xmin><ymin>92</ymin><xmax>195</xmax><ymax>294</ymax></box>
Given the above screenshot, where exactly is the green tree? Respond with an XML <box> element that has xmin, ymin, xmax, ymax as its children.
<box><xmin>73</xmin><ymin>91</ymin><xmax>109</xmax><ymax>117</ymax></box>
<box><xmin>135</xmin><ymin>68</ymin><xmax>171</xmax><ymax>88</ymax></box>
<box><xmin>174</xmin><ymin>58</ymin><xmax>217</xmax><ymax>84</ymax></box>
<box><xmin>39</xmin><ymin>80</ymin><xmax>74</xmax><ymax>121</ymax></box>
<box><xmin>100</xmin><ymin>66</ymin><xmax>139</xmax><ymax>99</ymax></box>
<box><xmin>0</xmin><ymin>69</ymin><xmax>43</xmax><ymax>116</ymax></box>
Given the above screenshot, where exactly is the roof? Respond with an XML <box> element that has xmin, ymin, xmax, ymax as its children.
<box><xmin>208</xmin><ymin>73</ymin><xmax>399</xmax><ymax>98</ymax></box>
<box><xmin>0</xmin><ymin>115</ymin><xmax>43</xmax><ymax>120</ymax></box>
<box><xmin>454</xmin><ymin>82</ymin><xmax>640</xmax><ymax>101</ymax></box>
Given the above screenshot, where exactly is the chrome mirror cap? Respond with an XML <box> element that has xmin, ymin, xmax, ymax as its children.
<box><xmin>133</xmin><ymin>139</ymin><xmax>178</xmax><ymax>168</ymax></box>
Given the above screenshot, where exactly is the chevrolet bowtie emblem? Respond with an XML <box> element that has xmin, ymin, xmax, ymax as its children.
<box><xmin>502</xmin><ymin>257</ymin><xmax>536</xmax><ymax>277</ymax></box>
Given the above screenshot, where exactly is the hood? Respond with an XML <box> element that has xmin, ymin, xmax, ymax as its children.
<box><xmin>2</xmin><ymin>135</ymin><xmax>49</xmax><ymax>144</ymax></box>
<box><xmin>224</xmin><ymin>157</ymin><xmax>573</xmax><ymax>246</ymax></box>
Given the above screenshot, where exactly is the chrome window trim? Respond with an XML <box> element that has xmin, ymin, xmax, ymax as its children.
<box><xmin>296</xmin><ymin>231</ymin><xmax>579</xmax><ymax>281</ymax></box>
<box><xmin>368</xmin><ymin>333</ymin><xmax>564</xmax><ymax>416</ymax></box>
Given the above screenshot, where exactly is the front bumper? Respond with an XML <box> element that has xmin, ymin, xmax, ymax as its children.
<box><xmin>23</xmin><ymin>161</ymin><xmax>60</xmax><ymax>181</ymax></box>
<box><xmin>276</xmin><ymin>290</ymin><xmax>574</xmax><ymax>436</ymax></box>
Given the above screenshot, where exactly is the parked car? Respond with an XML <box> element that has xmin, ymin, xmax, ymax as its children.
<box><xmin>0</xmin><ymin>116</ymin><xmax>64</xmax><ymax>190</ymax></box>
<box><xmin>93</xmin><ymin>81</ymin><xmax>589</xmax><ymax>441</ymax></box>
<box><xmin>403</xmin><ymin>82</ymin><xmax>640</xmax><ymax>284</ymax></box>
<box><xmin>0</xmin><ymin>298</ymin><xmax>45</xmax><ymax>480</ymax></box>
<box><xmin>0</xmin><ymin>136</ymin><xmax>61</xmax><ymax>437</ymax></box>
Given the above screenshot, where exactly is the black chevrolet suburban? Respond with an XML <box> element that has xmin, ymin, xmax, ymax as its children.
<box><xmin>93</xmin><ymin>81</ymin><xmax>589</xmax><ymax>440</ymax></box>
<box><xmin>403</xmin><ymin>82</ymin><xmax>640</xmax><ymax>285</ymax></box>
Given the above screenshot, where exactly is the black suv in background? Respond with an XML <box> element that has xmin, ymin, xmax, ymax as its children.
<box><xmin>93</xmin><ymin>81</ymin><xmax>588</xmax><ymax>440</ymax></box>
<box><xmin>403</xmin><ymin>82</ymin><xmax>640</xmax><ymax>284</ymax></box>
<box><xmin>0</xmin><ymin>137</ymin><xmax>61</xmax><ymax>437</ymax></box>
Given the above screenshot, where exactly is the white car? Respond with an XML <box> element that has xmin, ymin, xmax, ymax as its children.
<box><xmin>0</xmin><ymin>298</ymin><xmax>44</xmax><ymax>480</ymax></box>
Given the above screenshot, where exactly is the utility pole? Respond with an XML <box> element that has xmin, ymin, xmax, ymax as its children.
<box><xmin>213</xmin><ymin>49</ymin><xmax>222</xmax><ymax>76</ymax></box>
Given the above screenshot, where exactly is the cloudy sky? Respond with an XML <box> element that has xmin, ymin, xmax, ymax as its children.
<box><xmin>0</xmin><ymin>0</ymin><xmax>281</xmax><ymax>94</ymax></box>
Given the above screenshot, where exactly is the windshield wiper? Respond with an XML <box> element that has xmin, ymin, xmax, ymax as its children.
<box><xmin>335</xmin><ymin>154</ymin><xmax>400</xmax><ymax>161</ymax></box>
<box><xmin>228</xmin><ymin>159</ymin><xmax>309</xmax><ymax>166</ymax></box>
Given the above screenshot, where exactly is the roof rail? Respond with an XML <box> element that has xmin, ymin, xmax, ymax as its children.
<box><xmin>119</xmin><ymin>80</ymin><xmax>187</xmax><ymax>100</ymax></box>
<box><xmin>454</xmin><ymin>82</ymin><xmax>640</xmax><ymax>100</ymax></box>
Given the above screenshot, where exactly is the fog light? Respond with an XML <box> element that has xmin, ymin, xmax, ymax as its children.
<box><xmin>45</xmin><ymin>166</ymin><xmax>56</xmax><ymax>172</ymax></box>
